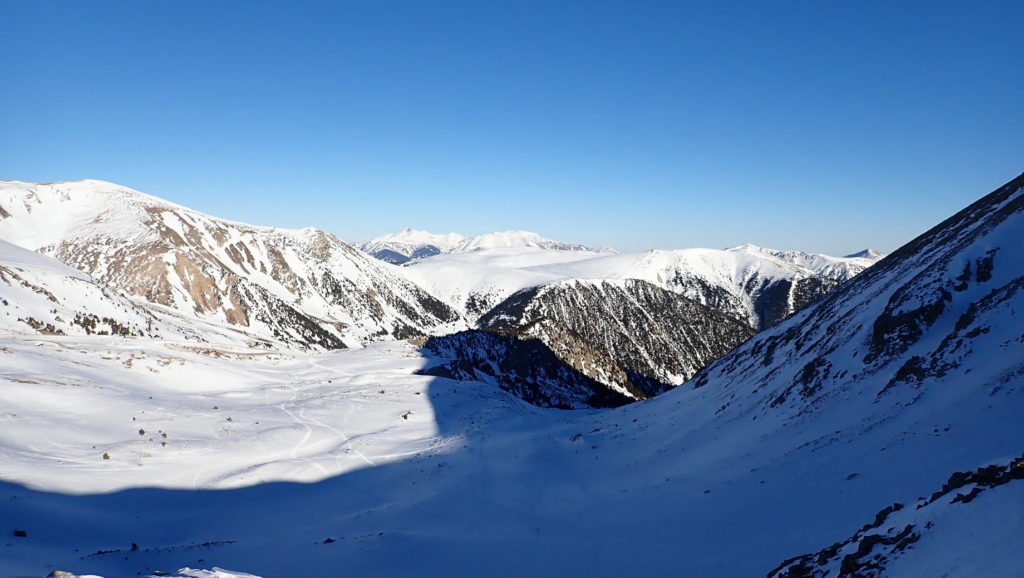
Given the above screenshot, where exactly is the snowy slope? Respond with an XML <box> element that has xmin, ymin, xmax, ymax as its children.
<box><xmin>769</xmin><ymin>453</ymin><xmax>1024</xmax><ymax>577</ymax></box>
<box><xmin>0</xmin><ymin>239</ymin><xmax>182</xmax><ymax>339</ymax></box>
<box><xmin>0</xmin><ymin>180</ymin><xmax>464</xmax><ymax>348</ymax></box>
<box><xmin>0</xmin><ymin>173</ymin><xmax>1020</xmax><ymax>578</ymax></box>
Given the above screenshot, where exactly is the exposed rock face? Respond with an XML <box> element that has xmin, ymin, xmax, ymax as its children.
<box><xmin>0</xmin><ymin>180</ymin><xmax>463</xmax><ymax>348</ymax></box>
<box><xmin>768</xmin><ymin>454</ymin><xmax>1024</xmax><ymax>578</ymax></box>
<box><xmin>478</xmin><ymin>278</ymin><xmax>755</xmax><ymax>395</ymax></box>
<box><xmin>0</xmin><ymin>238</ymin><xmax>186</xmax><ymax>340</ymax></box>
<box><xmin>417</xmin><ymin>330</ymin><xmax>636</xmax><ymax>409</ymax></box>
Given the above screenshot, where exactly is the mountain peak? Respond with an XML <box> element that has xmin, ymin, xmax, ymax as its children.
<box><xmin>357</xmin><ymin>228</ymin><xmax>603</xmax><ymax>264</ymax></box>
<box><xmin>844</xmin><ymin>248</ymin><xmax>886</xmax><ymax>260</ymax></box>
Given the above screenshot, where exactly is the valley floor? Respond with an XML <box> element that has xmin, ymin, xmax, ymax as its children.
<box><xmin>1</xmin><ymin>334</ymin><xmax>1021</xmax><ymax>577</ymax></box>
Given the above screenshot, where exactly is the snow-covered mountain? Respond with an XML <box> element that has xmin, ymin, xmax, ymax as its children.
<box><xmin>0</xmin><ymin>172</ymin><xmax>1021</xmax><ymax>577</ymax></box>
<box><xmin>404</xmin><ymin>242</ymin><xmax>883</xmax><ymax>327</ymax></box>
<box><xmin>400</xmin><ymin>246</ymin><xmax>606</xmax><ymax>318</ymax></box>
<box><xmin>736</xmin><ymin>243</ymin><xmax>884</xmax><ymax>282</ymax></box>
<box><xmin>357</xmin><ymin>228</ymin><xmax>604</xmax><ymax>264</ymax></box>
<box><xmin>478</xmin><ymin>278</ymin><xmax>755</xmax><ymax>393</ymax></box>
<box><xmin>356</xmin><ymin>228</ymin><xmax>470</xmax><ymax>263</ymax></box>
<box><xmin>396</xmin><ymin>243</ymin><xmax>881</xmax><ymax>405</ymax></box>
<box><xmin>457</xmin><ymin>230</ymin><xmax>599</xmax><ymax>253</ymax></box>
<box><xmin>0</xmin><ymin>180</ymin><xmax>464</xmax><ymax>348</ymax></box>
<box><xmin>0</xmin><ymin>238</ymin><xmax>179</xmax><ymax>340</ymax></box>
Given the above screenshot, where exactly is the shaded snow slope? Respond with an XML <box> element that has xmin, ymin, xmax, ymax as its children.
<box><xmin>769</xmin><ymin>453</ymin><xmax>1024</xmax><ymax>578</ymax></box>
<box><xmin>0</xmin><ymin>180</ymin><xmax>464</xmax><ymax>348</ymax></box>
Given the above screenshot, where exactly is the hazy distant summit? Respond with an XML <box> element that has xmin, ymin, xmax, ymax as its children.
<box><xmin>357</xmin><ymin>228</ymin><xmax>608</xmax><ymax>264</ymax></box>
<box><xmin>844</xmin><ymin>248</ymin><xmax>886</xmax><ymax>260</ymax></box>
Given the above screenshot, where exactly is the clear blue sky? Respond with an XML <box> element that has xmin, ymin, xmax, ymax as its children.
<box><xmin>2</xmin><ymin>1</ymin><xmax>1021</xmax><ymax>255</ymax></box>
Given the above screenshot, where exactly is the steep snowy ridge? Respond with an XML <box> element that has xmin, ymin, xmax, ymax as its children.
<box><xmin>735</xmin><ymin>243</ymin><xmax>884</xmax><ymax>282</ymax></box>
<box><xmin>0</xmin><ymin>180</ymin><xmax>464</xmax><ymax>348</ymax></box>
<box><xmin>666</xmin><ymin>172</ymin><xmax>1024</xmax><ymax>574</ymax></box>
<box><xmin>548</xmin><ymin>244</ymin><xmax>880</xmax><ymax>329</ymax></box>
<box><xmin>690</xmin><ymin>172</ymin><xmax>1024</xmax><ymax>413</ymax></box>
<box><xmin>478</xmin><ymin>278</ymin><xmax>755</xmax><ymax>395</ymax></box>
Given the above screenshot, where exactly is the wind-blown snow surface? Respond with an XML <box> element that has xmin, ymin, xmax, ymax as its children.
<box><xmin>1</xmin><ymin>175</ymin><xmax>1019</xmax><ymax>577</ymax></box>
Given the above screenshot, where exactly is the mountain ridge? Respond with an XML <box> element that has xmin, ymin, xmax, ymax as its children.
<box><xmin>0</xmin><ymin>180</ymin><xmax>464</xmax><ymax>349</ymax></box>
<box><xmin>357</xmin><ymin>228</ymin><xmax>606</xmax><ymax>264</ymax></box>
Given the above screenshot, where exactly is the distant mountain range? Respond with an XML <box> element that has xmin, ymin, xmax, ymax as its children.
<box><xmin>356</xmin><ymin>228</ymin><xmax>608</xmax><ymax>264</ymax></box>
<box><xmin>0</xmin><ymin>179</ymin><xmax>883</xmax><ymax>409</ymax></box>
<box><xmin>393</xmin><ymin>240</ymin><xmax>884</xmax><ymax>324</ymax></box>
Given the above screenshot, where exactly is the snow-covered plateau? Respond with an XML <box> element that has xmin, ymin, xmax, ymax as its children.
<box><xmin>1</xmin><ymin>173</ymin><xmax>1022</xmax><ymax>577</ymax></box>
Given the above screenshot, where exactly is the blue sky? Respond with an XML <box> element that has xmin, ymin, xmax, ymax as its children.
<box><xmin>2</xmin><ymin>1</ymin><xmax>1021</xmax><ymax>255</ymax></box>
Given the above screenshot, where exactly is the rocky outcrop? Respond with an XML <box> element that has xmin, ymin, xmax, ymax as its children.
<box><xmin>769</xmin><ymin>454</ymin><xmax>1024</xmax><ymax>578</ymax></box>
<box><xmin>417</xmin><ymin>330</ymin><xmax>636</xmax><ymax>408</ymax></box>
<box><xmin>478</xmin><ymin>278</ymin><xmax>756</xmax><ymax>398</ymax></box>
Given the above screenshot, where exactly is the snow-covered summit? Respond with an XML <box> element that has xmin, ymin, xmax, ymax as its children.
<box><xmin>726</xmin><ymin>243</ymin><xmax>885</xmax><ymax>282</ymax></box>
<box><xmin>456</xmin><ymin>230</ymin><xmax>597</xmax><ymax>252</ymax></box>
<box><xmin>357</xmin><ymin>228</ymin><xmax>606</xmax><ymax>264</ymax></box>
<box><xmin>355</xmin><ymin>228</ymin><xmax>469</xmax><ymax>263</ymax></box>
<box><xmin>844</xmin><ymin>248</ymin><xmax>886</xmax><ymax>260</ymax></box>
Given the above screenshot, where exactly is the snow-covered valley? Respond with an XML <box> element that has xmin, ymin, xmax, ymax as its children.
<box><xmin>1</xmin><ymin>174</ymin><xmax>1022</xmax><ymax>577</ymax></box>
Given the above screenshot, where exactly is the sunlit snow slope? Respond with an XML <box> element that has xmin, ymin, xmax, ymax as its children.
<box><xmin>0</xmin><ymin>180</ymin><xmax>463</xmax><ymax>349</ymax></box>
